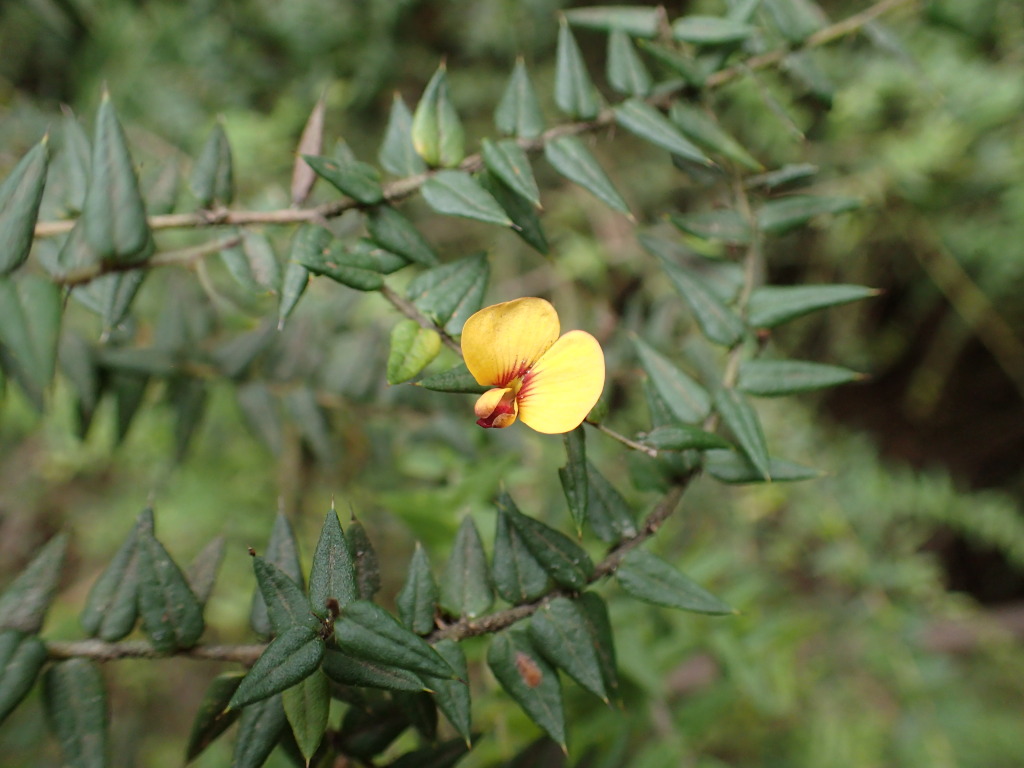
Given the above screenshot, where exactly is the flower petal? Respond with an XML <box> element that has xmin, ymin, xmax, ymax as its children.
<box><xmin>517</xmin><ymin>330</ymin><xmax>605</xmax><ymax>434</ymax></box>
<box><xmin>474</xmin><ymin>387</ymin><xmax>519</xmax><ymax>428</ymax></box>
<box><xmin>461</xmin><ymin>297</ymin><xmax>560</xmax><ymax>386</ymax></box>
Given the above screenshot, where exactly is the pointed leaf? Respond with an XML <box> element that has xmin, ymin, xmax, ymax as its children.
<box><xmin>614</xmin><ymin>98</ymin><xmax>709</xmax><ymax>165</ymax></box>
<box><xmin>242</xmin><ymin>230</ymin><xmax>282</xmax><ymax>293</ymax></box>
<box><xmin>232</xmin><ymin>694</ymin><xmax>287</xmax><ymax>768</ymax></box>
<box><xmin>636</xmin><ymin>40</ymin><xmax>706</xmax><ymax>86</ymax></box>
<box><xmin>309</xmin><ymin>508</ymin><xmax>358</xmax><ymax>615</ymax></box>
<box><xmin>59</xmin><ymin>108</ymin><xmax>90</xmax><ymax>215</ymax></box>
<box><xmin>423</xmin><ymin>639</ymin><xmax>472</xmax><ymax>745</ymax></box>
<box><xmin>617</xmin><ymin>549</ymin><xmax>733</xmax><ymax>614</ymax></box>
<box><xmin>251</xmin><ymin>512</ymin><xmax>306</xmax><ymax>636</ymax></box>
<box><xmin>80</xmin><ymin>511</ymin><xmax>147</xmax><ymax>641</ymax></box>
<box><xmin>387</xmin><ymin>320</ymin><xmax>442</xmax><ymax>385</ymax></box>
<box><xmin>704</xmin><ymin>449</ymin><xmax>821</xmax><ymax>483</ymax></box>
<box><xmin>0</xmin><ymin>274</ymin><xmax>61</xmax><ymax>410</ymax></box>
<box><xmin>756</xmin><ymin>195</ymin><xmax>860</xmax><ymax>235</ymax></box>
<box><xmin>529</xmin><ymin>597</ymin><xmax>608</xmax><ymax>701</ymax></box>
<box><xmin>607</xmin><ymin>29</ymin><xmax>652</xmax><ymax>96</ymax></box>
<box><xmin>415</xmin><ymin>362</ymin><xmax>489</xmax><ymax>394</ymax></box>
<box><xmin>669</xmin><ymin>209</ymin><xmax>752</xmax><ymax>245</ymax></box>
<box><xmin>43</xmin><ymin>659</ymin><xmax>108</xmax><ymax>768</ymax></box>
<box><xmin>643</xmin><ymin>424</ymin><xmax>731</xmax><ymax>451</ymax></box>
<box><xmin>0</xmin><ymin>531</ymin><xmax>67</xmax><ymax>634</ymax></box>
<box><xmin>367</xmin><ymin>206</ymin><xmax>438</xmax><ymax>266</ymax></box>
<box><xmin>440</xmin><ymin>517</ymin><xmax>493</xmax><ymax>620</ymax></box>
<box><xmin>478</xmin><ymin>170</ymin><xmax>550</xmax><ymax>255</ymax></box>
<box><xmin>185</xmin><ymin>672</ymin><xmax>244</xmax><ymax>762</ymax></box>
<box><xmin>480</xmin><ymin>139</ymin><xmax>540</xmax><ymax>207</ymax></box>
<box><xmin>669</xmin><ymin>102</ymin><xmax>761</xmax><ymax>171</ymax></box>
<box><xmin>544</xmin><ymin>135</ymin><xmax>630</xmax><ymax>217</ymax></box>
<box><xmin>411</xmin><ymin>64</ymin><xmax>465</xmax><ymax>168</ymax></box>
<box><xmin>347</xmin><ymin>520</ymin><xmax>381</xmax><ymax>601</ymax></box>
<box><xmin>492</xmin><ymin>505</ymin><xmax>551</xmax><ymax>604</ymax></box>
<box><xmin>557</xmin><ymin>427</ymin><xmax>588</xmax><ymax>535</ymax></box>
<box><xmin>83</xmin><ymin>93</ymin><xmax>151</xmax><ymax>263</ymax></box>
<box><xmin>487</xmin><ymin>630</ymin><xmax>565</xmax><ymax>748</ymax></box>
<box><xmin>738</xmin><ymin>359</ymin><xmax>861</xmax><ymax>397</ymax></box>
<box><xmin>380</xmin><ymin>93</ymin><xmax>428</xmax><ymax>176</ymax></box>
<box><xmin>397</xmin><ymin>543</ymin><xmax>439</xmax><ymax>635</ymax></box>
<box><xmin>291</xmin><ymin>94</ymin><xmax>326</xmax><ymax>205</ymax></box>
<box><xmin>555</xmin><ymin>16</ymin><xmax>601</xmax><ymax>119</ymax></box>
<box><xmin>713</xmin><ymin>387</ymin><xmax>770</xmax><ymax>481</ymax></box>
<box><xmin>334</xmin><ymin>600</ymin><xmax>455</xmax><ymax>679</ymax></box>
<box><xmin>585</xmin><ymin>462</ymin><xmax>638</xmax><ymax>543</ymax></box>
<box><xmin>746</xmin><ymin>284</ymin><xmax>877</xmax><ymax>329</ymax></box>
<box><xmin>495</xmin><ymin>59</ymin><xmax>545</xmax><ymax>139</ymax></box>
<box><xmin>563</xmin><ymin>6</ymin><xmax>660</xmax><ymax>36</ymax></box>
<box><xmin>283</xmin><ymin>667</ymin><xmax>330</xmax><ymax>763</ymax></box>
<box><xmin>137</xmin><ymin>527</ymin><xmax>205</xmax><ymax>652</ymax></box>
<box><xmin>278</xmin><ymin>261</ymin><xmax>309</xmax><ymax>329</ymax></box>
<box><xmin>0</xmin><ymin>137</ymin><xmax>48</xmax><ymax>275</ymax></box>
<box><xmin>230</xmin><ymin>625</ymin><xmax>325</xmax><ymax>709</ymax></box>
<box><xmin>186</xmin><ymin>536</ymin><xmax>225</xmax><ymax>608</ymax></box>
<box><xmin>0</xmin><ymin>631</ymin><xmax>47</xmax><ymax>724</ymax></box>
<box><xmin>406</xmin><ymin>251</ymin><xmax>489</xmax><ymax>333</ymax></box>
<box><xmin>577</xmin><ymin>592</ymin><xmax>620</xmax><ymax>700</ymax></box>
<box><xmin>498</xmin><ymin>493</ymin><xmax>593</xmax><ymax>590</ymax></box>
<box><xmin>322</xmin><ymin>649</ymin><xmax>426</xmax><ymax>692</ymax></box>
<box><xmin>301</xmin><ymin>237</ymin><xmax>384</xmax><ymax>292</ymax></box>
<box><xmin>190</xmin><ymin>122</ymin><xmax>233</xmax><ymax>207</ymax></box>
<box><xmin>253</xmin><ymin>556</ymin><xmax>320</xmax><ymax>635</ymax></box>
<box><xmin>632</xmin><ymin>336</ymin><xmax>711</xmax><ymax>423</ymax></box>
<box><xmin>302</xmin><ymin>153</ymin><xmax>383</xmax><ymax>204</ymax></box>
<box><xmin>658</xmin><ymin>256</ymin><xmax>745</xmax><ymax>347</ymax></box>
<box><xmin>421</xmin><ymin>170</ymin><xmax>512</xmax><ymax>227</ymax></box>
<box><xmin>672</xmin><ymin>15</ymin><xmax>756</xmax><ymax>44</ymax></box>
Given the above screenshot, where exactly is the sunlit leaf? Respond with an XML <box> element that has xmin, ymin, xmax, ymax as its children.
<box><xmin>411</xmin><ymin>64</ymin><xmax>465</xmax><ymax>168</ymax></box>
<box><xmin>387</xmin><ymin>320</ymin><xmax>443</xmax><ymax>385</ymax></box>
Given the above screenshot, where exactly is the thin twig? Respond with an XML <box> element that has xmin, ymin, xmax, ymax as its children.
<box><xmin>380</xmin><ymin>283</ymin><xmax>462</xmax><ymax>354</ymax></box>
<box><xmin>46</xmin><ymin>639</ymin><xmax>266</xmax><ymax>665</ymax></box>
<box><xmin>585</xmin><ymin>418</ymin><xmax>658</xmax><ymax>457</ymax></box>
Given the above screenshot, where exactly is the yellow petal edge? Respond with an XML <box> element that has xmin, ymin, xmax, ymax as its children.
<box><xmin>461</xmin><ymin>298</ymin><xmax>559</xmax><ymax>386</ymax></box>
<box><xmin>517</xmin><ymin>330</ymin><xmax>605</xmax><ymax>434</ymax></box>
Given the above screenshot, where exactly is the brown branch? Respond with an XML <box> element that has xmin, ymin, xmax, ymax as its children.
<box><xmin>46</xmin><ymin>639</ymin><xmax>266</xmax><ymax>665</ymax></box>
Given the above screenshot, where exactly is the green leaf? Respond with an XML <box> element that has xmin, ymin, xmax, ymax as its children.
<box><xmin>236</xmin><ymin>381</ymin><xmax>283</xmax><ymax>454</ymax></box>
<box><xmin>110</xmin><ymin>369</ymin><xmax>148</xmax><ymax>443</ymax></box>
<box><xmin>309</xmin><ymin>507</ymin><xmax>358</xmax><ymax>616</ymax></box>
<box><xmin>607</xmin><ymin>29</ymin><xmax>652</xmax><ymax>96</ymax></box>
<box><xmin>756</xmin><ymin>195</ymin><xmax>860</xmax><ymax>235</ymax></box>
<box><xmin>672</xmin><ymin>15</ymin><xmax>756</xmax><ymax>44</ymax></box>
<box><xmin>480</xmin><ymin>139</ymin><xmax>541</xmax><ymax>207</ymax></box>
<box><xmin>440</xmin><ymin>517</ymin><xmax>493</xmax><ymax>620</ymax></box>
<box><xmin>189</xmin><ymin>122</ymin><xmax>233</xmax><ymax>207</ymax></box>
<box><xmin>495</xmin><ymin>59</ymin><xmax>545</xmax><ymax>139</ymax></box>
<box><xmin>614</xmin><ymin>98</ymin><xmax>709</xmax><ymax>165</ymax></box>
<box><xmin>617</xmin><ymin>549</ymin><xmax>733</xmax><ymax>615</ymax></box>
<box><xmin>80</xmin><ymin>515</ymin><xmax>142</xmax><ymax>641</ymax></box>
<box><xmin>0</xmin><ymin>136</ymin><xmax>48</xmax><ymax>275</ymax></box>
<box><xmin>366</xmin><ymin>206</ymin><xmax>438</xmax><ymax>266</ymax></box>
<box><xmin>764</xmin><ymin>0</ymin><xmax>826</xmax><ymax>43</ymax></box>
<box><xmin>643</xmin><ymin>424</ymin><xmax>731</xmax><ymax>451</ymax></box>
<box><xmin>302</xmin><ymin>153</ymin><xmax>383</xmax><ymax>205</ymax></box>
<box><xmin>565</xmin><ymin>5</ymin><xmax>660</xmax><ymax>36</ymax></box>
<box><xmin>167</xmin><ymin>376</ymin><xmax>207</xmax><ymax>461</ymax></box>
<box><xmin>387</xmin><ymin>320</ymin><xmax>443</xmax><ymax>385</ymax></box>
<box><xmin>0</xmin><ymin>274</ymin><xmax>62</xmax><ymax>410</ymax></box>
<box><xmin>186</xmin><ymin>536</ymin><xmax>225</xmax><ymax>610</ymax></box>
<box><xmin>280</xmin><ymin>230</ymin><xmax>323</xmax><ymax>326</ymax></box>
<box><xmin>487</xmin><ymin>630</ymin><xmax>565</xmax><ymax>749</ymax></box>
<box><xmin>334</xmin><ymin>600</ymin><xmax>455</xmax><ymax>680</ymax></box>
<box><xmin>397</xmin><ymin>543</ymin><xmax>439</xmax><ymax>636</ymax></box>
<box><xmin>746</xmin><ymin>284</ymin><xmax>877</xmax><ymax>328</ymax></box>
<box><xmin>738</xmin><ymin>359</ymin><xmax>861</xmax><ymax>397</ymax></box>
<box><xmin>44</xmin><ymin>661</ymin><xmax>109</xmax><ymax>768</ymax></box>
<box><xmin>0</xmin><ymin>631</ymin><xmax>47</xmax><ymax>724</ymax></box>
<box><xmin>704</xmin><ymin>449</ymin><xmax>822</xmax><ymax>483</ymax></box>
<box><xmin>251</xmin><ymin>512</ymin><xmax>305</xmax><ymax>636</ymax></box>
<box><xmin>555</xmin><ymin>15</ymin><xmax>602</xmax><ymax>119</ymax></box>
<box><xmin>411</xmin><ymin>64</ymin><xmax>465</xmax><ymax>168</ymax></box>
<box><xmin>669</xmin><ymin>102</ymin><xmax>762</xmax><ymax>171</ymax></box>
<box><xmin>632</xmin><ymin>336</ymin><xmax>711</xmax><ymax>423</ymax></box>
<box><xmin>137</xmin><ymin>526</ymin><xmax>205</xmax><ymax>652</ymax></box>
<box><xmin>380</xmin><ymin>93</ymin><xmax>428</xmax><ymax>176</ymax></box>
<box><xmin>498</xmin><ymin>493</ymin><xmax>593</xmax><ymax>591</ymax></box>
<box><xmin>232</xmin><ymin>694</ymin><xmax>287</xmax><ymax>768</ymax></box>
<box><xmin>423</xmin><ymin>640</ymin><xmax>472</xmax><ymax>746</ymax></box>
<box><xmin>636</xmin><ymin>39</ymin><xmax>706</xmax><ymax>86</ymax></box>
<box><xmin>747</xmin><ymin>162</ymin><xmax>819</xmax><ymax>190</ymax></box>
<box><xmin>558</xmin><ymin>427</ymin><xmax>588</xmax><ymax>535</ymax></box>
<box><xmin>478</xmin><ymin>170</ymin><xmax>550</xmax><ymax>255</ymax></box>
<box><xmin>407</xmin><ymin>252</ymin><xmax>489</xmax><ymax>334</ymax></box>
<box><xmin>283</xmin><ymin>667</ymin><xmax>330</xmax><ymax>763</ymax></box>
<box><xmin>241</xmin><ymin>230</ymin><xmax>282</xmax><ymax>293</ymax></box>
<box><xmin>230</xmin><ymin>625</ymin><xmax>325</xmax><ymax>709</ymax></box>
<box><xmin>59</xmin><ymin>332</ymin><xmax>100</xmax><ymax>437</ymax></box>
<box><xmin>301</xmin><ymin>238</ymin><xmax>384</xmax><ymax>292</ymax></box>
<box><xmin>345</xmin><ymin>238</ymin><xmax>410</xmax><ymax>274</ymax></box>
<box><xmin>415</xmin><ymin>362</ymin><xmax>489</xmax><ymax>394</ymax></box>
<box><xmin>669</xmin><ymin>209</ymin><xmax>752</xmax><ymax>245</ymax></box>
<box><xmin>421</xmin><ymin>170</ymin><xmax>513</xmax><ymax>227</ymax></box>
<box><xmin>82</xmin><ymin>93</ymin><xmax>152</xmax><ymax>264</ymax></box>
<box><xmin>347</xmin><ymin>520</ymin><xmax>381</xmax><ymax>601</ymax></box>
<box><xmin>388</xmin><ymin>737</ymin><xmax>472</xmax><ymax>768</ymax></box>
<box><xmin>585</xmin><ymin>462</ymin><xmax>638</xmax><ymax>543</ymax></box>
<box><xmin>544</xmin><ymin>136</ymin><xmax>631</xmax><ymax>217</ymax></box>
<box><xmin>577</xmin><ymin>592</ymin><xmax>620</xmax><ymax>700</ymax></box>
<box><xmin>322</xmin><ymin>649</ymin><xmax>425</xmax><ymax>692</ymax></box>
<box><xmin>59</xmin><ymin>109</ymin><xmax>90</xmax><ymax>215</ymax></box>
<box><xmin>0</xmin><ymin>531</ymin><xmax>67</xmax><ymax>634</ymax></box>
<box><xmin>530</xmin><ymin>597</ymin><xmax>608</xmax><ymax>702</ymax></box>
<box><xmin>185</xmin><ymin>672</ymin><xmax>244</xmax><ymax>762</ymax></box>
<box><xmin>492</xmin><ymin>504</ymin><xmax>551</xmax><ymax>605</ymax></box>
<box><xmin>713</xmin><ymin>387</ymin><xmax>771</xmax><ymax>481</ymax></box>
<box><xmin>253</xmin><ymin>556</ymin><xmax>320</xmax><ymax>636</ymax></box>
<box><xmin>657</xmin><ymin>255</ymin><xmax>745</xmax><ymax>347</ymax></box>
<box><xmin>783</xmin><ymin>50</ymin><xmax>834</xmax><ymax>104</ymax></box>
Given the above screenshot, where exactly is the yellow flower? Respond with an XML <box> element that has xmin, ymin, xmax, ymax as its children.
<box><xmin>461</xmin><ymin>297</ymin><xmax>605</xmax><ymax>434</ymax></box>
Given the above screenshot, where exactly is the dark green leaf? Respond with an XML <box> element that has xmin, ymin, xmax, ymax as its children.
<box><xmin>617</xmin><ymin>549</ymin><xmax>733</xmax><ymax>614</ymax></box>
<box><xmin>145</xmin><ymin>157</ymin><xmax>179</xmax><ymax>215</ymax></box>
<box><xmin>487</xmin><ymin>630</ymin><xmax>565</xmax><ymax>749</ymax></box>
<box><xmin>366</xmin><ymin>206</ymin><xmax>438</xmax><ymax>266</ymax></box>
<box><xmin>302</xmin><ymin>153</ymin><xmax>383</xmax><ymax>205</ymax></box>
<box><xmin>669</xmin><ymin>209</ymin><xmax>752</xmax><ymax>245</ymax></box>
<box><xmin>387</xmin><ymin>736</ymin><xmax>472</xmax><ymax>768</ymax></box>
<box><xmin>746</xmin><ymin>163</ymin><xmax>819</xmax><ymax>190</ymax></box>
<box><xmin>421</xmin><ymin>170</ymin><xmax>512</xmax><ymax>227</ymax></box>
<box><xmin>636</xmin><ymin>39</ymin><xmax>706</xmax><ymax>86</ymax></box>
<box><xmin>185</xmin><ymin>672</ymin><xmax>243</xmax><ymax>762</ymax></box>
<box><xmin>498</xmin><ymin>493</ymin><xmax>593</xmax><ymax>590</ymax></box>
<box><xmin>230</xmin><ymin>625</ymin><xmax>325</xmax><ymax>709</ymax></box>
<box><xmin>190</xmin><ymin>122</ymin><xmax>233</xmax><ymax>208</ymax></box>
<box><xmin>411</xmin><ymin>64</ymin><xmax>465</xmax><ymax>168</ymax></box>
<box><xmin>0</xmin><ymin>631</ymin><xmax>47</xmax><ymax>724</ymax></box>
<box><xmin>395</xmin><ymin>689</ymin><xmax>437</xmax><ymax>741</ymax></box>
<box><xmin>493</xmin><ymin>504</ymin><xmax>551</xmax><ymax>604</ymax></box>
<box><xmin>397</xmin><ymin>543</ymin><xmax>438</xmax><ymax>636</ymax></box>
<box><xmin>555</xmin><ymin>16</ymin><xmax>601</xmax><ymax>119</ymax></box>
<box><xmin>110</xmin><ymin>369</ymin><xmax>148</xmax><ymax>444</ymax></box>
<box><xmin>137</xmin><ymin>527</ymin><xmax>205</xmax><ymax>652</ymax></box>
<box><xmin>669</xmin><ymin>102</ymin><xmax>762</xmax><ymax>171</ymax></box>
<box><xmin>322</xmin><ymin>649</ymin><xmax>426</xmax><ymax>692</ymax></box>
<box><xmin>251</xmin><ymin>512</ymin><xmax>306</xmax><ymax>636</ymax></box>
<box><xmin>334</xmin><ymin>600</ymin><xmax>455</xmax><ymax>680</ymax></box>
<box><xmin>615</xmin><ymin>98</ymin><xmax>710</xmax><ymax>166</ymax></box>
<box><xmin>43</xmin><ymin>659</ymin><xmax>108</xmax><ymax>768</ymax></box>
<box><xmin>301</xmin><ymin>238</ymin><xmax>384</xmax><ymax>292</ymax></box>
<box><xmin>564</xmin><ymin>6</ymin><xmax>660</xmax><ymax>35</ymax></box>
<box><xmin>82</xmin><ymin>93</ymin><xmax>152</xmax><ymax>264</ymax></box>
<box><xmin>558</xmin><ymin>427</ymin><xmax>588</xmax><ymax>535</ymax></box>
<box><xmin>478</xmin><ymin>170</ymin><xmax>550</xmax><ymax>255</ymax></box>
<box><xmin>0</xmin><ymin>531</ymin><xmax>67</xmax><ymax>634</ymax></box>
<box><xmin>495</xmin><ymin>59</ymin><xmax>545</xmax><ymax>139</ymax></box>
<box><xmin>423</xmin><ymin>639</ymin><xmax>472</xmax><ymax>746</ymax></box>
<box><xmin>387</xmin><ymin>320</ymin><xmax>442</xmax><ymax>385</ymax></box>
<box><xmin>80</xmin><ymin>510</ymin><xmax>148</xmax><ymax>641</ymax></box>
<box><xmin>309</xmin><ymin>507</ymin><xmax>358</xmax><ymax>616</ymax></box>
<box><xmin>481</xmin><ymin>139</ymin><xmax>540</xmax><ymax>207</ymax></box>
<box><xmin>530</xmin><ymin>597</ymin><xmax>608</xmax><ymax>701</ymax></box>
<box><xmin>407</xmin><ymin>252</ymin><xmax>489</xmax><ymax>334</ymax></box>
<box><xmin>738</xmin><ymin>359</ymin><xmax>861</xmax><ymax>397</ymax></box>
<box><xmin>746</xmin><ymin>284</ymin><xmax>877</xmax><ymax>328</ymax></box>
<box><xmin>253</xmin><ymin>556</ymin><xmax>320</xmax><ymax>636</ymax></box>
<box><xmin>672</xmin><ymin>15</ymin><xmax>755</xmax><ymax>44</ymax></box>
<box><xmin>607</xmin><ymin>28</ymin><xmax>652</xmax><ymax>96</ymax></box>
<box><xmin>0</xmin><ymin>137</ymin><xmax>48</xmax><ymax>275</ymax></box>
<box><xmin>544</xmin><ymin>136</ymin><xmax>631</xmax><ymax>217</ymax></box>
<box><xmin>73</xmin><ymin>269</ymin><xmax>145</xmax><ymax>333</ymax></box>
<box><xmin>632</xmin><ymin>336</ymin><xmax>711</xmax><ymax>423</ymax></box>
<box><xmin>186</xmin><ymin>536</ymin><xmax>225</xmax><ymax>609</ymax></box>
<box><xmin>585</xmin><ymin>462</ymin><xmax>638</xmax><ymax>543</ymax></box>
<box><xmin>577</xmin><ymin>592</ymin><xmax>619</xmax><ymax>700</ymax></box>
<box><xmin>347</xmin><ymin>520</ymin><xmax>381</xmax><ymax>601</ymax></box>
<box><xmin>756</xmin><ymin>195</ymin><xmax>860</xmax><ymax>235</ymax></box>
<box><xmin>283</xmin><ymin>668</ymin><xmax>330</xmax><ymax>763</ymax></box>
<box><xmin>643</xmin><ymin>424</ymin><xmax>731</xmax><ymax>451</ymax></box>
<box><xmin>658</xmin><ymin>256</ymin><xmax>745</xmax><ymax>347</ymax></box>
<box><xmin>704</xmin><ymin>449</ymin><xmax>821</xmax><ymax>483</ymax></box>
<box><xmin>59</xmin><ymin>332</ymin><xmax>100</xmax><ymax>437</ymax></box>
<box><xmin>59</xmin><ymin>108</ymin><xmax>90</xmax><ymax>215</ymax></box>
<box><xmin>0</xmin><ymin>274</ymin><xmax>62</xmax><ymax>410</ymax></box>
<box><xmin>337</xmin><ymin>698</ymin><xmax>408</xmax><ymax>760</ymax></box>
<box><xmin>415</xmin><ymin>362</ymin><xmax>489</xmax><ymax>394</ymax></box>
<box><xmin>440</xmin><ymin>517</ymin><xmax>493</xmax><ymax>620</ymax></box>
<box><xmin>380</xmin><ymin>93</ymin><xmax>428</xmax><ymax>176</ymax></box>
<box><xmin>713</xmin><ymin>387</ymin><xmax>770</xmax><ymax>481</ymax></box>
<box><xmin>232</xmin><ymin>694</ymin><xmax>287</xmax><ymax>768</ymax></box>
